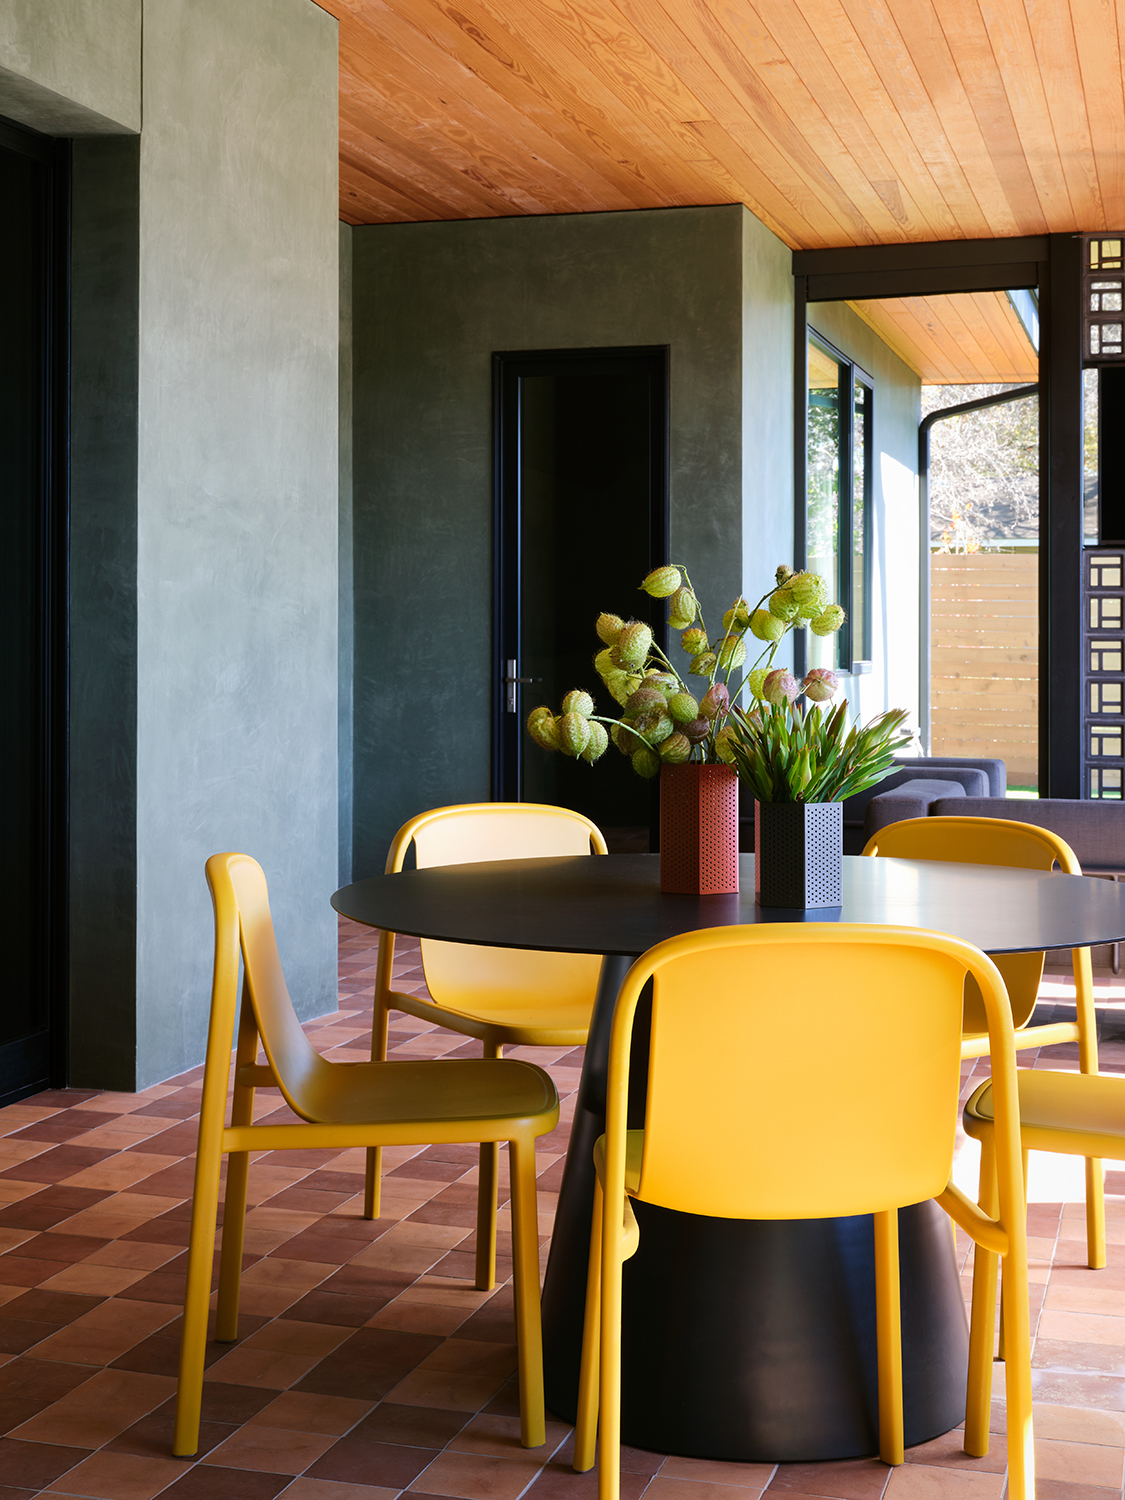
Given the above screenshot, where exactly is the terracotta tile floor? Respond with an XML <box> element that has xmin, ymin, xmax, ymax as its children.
<box><xmin>4</xmin><ymin>928</ymin><xmax>1125</xmax><ymax>1500</ymax></box>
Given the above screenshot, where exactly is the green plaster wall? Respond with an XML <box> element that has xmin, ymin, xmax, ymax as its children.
<box><xmin>133</xmin><ymin>0</ymin><xmax>340</xmax><ymax>1087</ymax></box>
<box><xmin>339</xmin><ymin>222</ymin><xmax>355</xmax><ymax>886</ymax></box>
<box><xmin>18</xmin><ymin>0</ymin><xmax>342</xmax><ymax>1089</ymax></box>
<box><xmin>350</xmin><ymin>204</ymin><xmax>793</xmax><ymax>874</ymax></box>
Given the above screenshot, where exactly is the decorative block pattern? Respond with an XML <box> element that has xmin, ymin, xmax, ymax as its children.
<box><xmin>1083</xmin><ymin>549</ymin><xmax>1125</xmax><ymax>798</ymax></box>
<box><xmin>1085</xmin><ymin>237</ymin><xmax>1125</xmax><ymax>362</ymax></box>
<box><xmin>755</xmin><ymin>800</ymin><xmax>843</xmax><ymax>908</ymax></box>
<box><xmin>659</xmin><ymin>763</ymin><xmax>739</xmax><ymax>894</ymax></box>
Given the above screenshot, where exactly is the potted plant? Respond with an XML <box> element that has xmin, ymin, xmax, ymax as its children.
<box><xmin>526</xmin><ymin>563</ymin><xmax>911</xmax><ymax>901</ymax></box>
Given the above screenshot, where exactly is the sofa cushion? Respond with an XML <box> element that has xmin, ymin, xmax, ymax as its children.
<box><xmin>863</xmin><ymin>780</ymin><xmax>967</xmax><ymax>841</ymax></box>
<box><xmin>930</xmin><ymin>797</ymin><xmax>1125</xmax><ymax>873</ymax></box>
<box><xmin>844</xmin><ymin>764</ymin><xmax>989</xmax><ymax>828</ymax></box>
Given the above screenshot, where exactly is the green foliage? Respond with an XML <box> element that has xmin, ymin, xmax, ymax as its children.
<box><xmin>725</xmin><ymin>700</ymin><xmax>913</xmax><ymax>804</ymax></box>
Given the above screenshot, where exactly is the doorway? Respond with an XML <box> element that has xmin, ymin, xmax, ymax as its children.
<box><xmin>0</xmin><ymin>117</ymin><xmax>69</xmax><ymax>1104</ymax></box>
<box><xmin>493</xmin><ymin>347</ymin><xmax>668</xmax><ymax>848</ymax></box>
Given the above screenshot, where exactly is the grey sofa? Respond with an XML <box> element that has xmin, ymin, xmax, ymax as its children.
<box><xmin>846</xmin><ymin>756</ymin><xmax>1005</xmax><ymax>854</ymax></box>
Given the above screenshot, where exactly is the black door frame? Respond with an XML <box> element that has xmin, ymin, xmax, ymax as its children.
<box><xmin>491</xmin><ymin>345</ymin><xmax>670</xmax><ymax>803</ymax></box>
<box><xmin>0</xmin><ymin>113</ymin><xmax>71</xmax><ymax>1103</ymax></box>
<box><xmin>792</xmin><ymin>234</ymin><xmax>1080</xmax><ymax>798</ymax></box>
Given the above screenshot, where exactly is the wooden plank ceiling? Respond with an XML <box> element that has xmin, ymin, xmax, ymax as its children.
<box><xmin>317</xmin><ymin>0</ymin><xmax>1100</xmax><ymax>378</ymax></box>
<box><xmin>845</xmin><ymin>292</ymin><xmax>1038</xmax><ymax>382</ymax></box>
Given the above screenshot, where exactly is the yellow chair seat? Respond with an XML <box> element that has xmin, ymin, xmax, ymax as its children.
<box><xmin>251</xmin><ymin>1054</ymin><xmax>558</xmax><ymax>1130</ymax></box>
<box><xmin>966</xmin><ymin>1070</ymin><xmax>1125</xmax><ymax>1160</ymax></box>
<box><xmin>389</xmin><ymin>988</ymin><xmax>593</xmax><ymax>1046</ymax></box>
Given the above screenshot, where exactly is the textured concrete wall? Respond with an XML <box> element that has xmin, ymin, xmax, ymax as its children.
<box><xmin>69</xmin><ymin>137</ymin><xmax>141</xmax><ymax>1089</ymax></box>
<box><xmin>132</xmin><ymin>0</ymin><xmax>339</xmax><ymax>1086</ymax></box>
<box><xmin>351</xmin><ymin>204</ymin><xmax>792</xmax><ymax>874</ymax></box>
<box><xmin>802</xmin><ymin>301</ymin><xmax>922</xmax><ymax>726</ymax></box>
<box><xmin>0</xmin><ymin>0</ymin><xmax>140</xmax><ymax>134</ymax></box>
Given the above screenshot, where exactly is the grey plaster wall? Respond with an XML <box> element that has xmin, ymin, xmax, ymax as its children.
<box><xmin>132</xmin><ymin>0</ymin><xmax>340</xmax><ymax>1086</ymax></box>
<box><xmin>351</xmin><ymin>204</ymin><xmax>792</xmax><ymax>874</ymax></box>
<box><xmin>339</xmin><ymin>223</ymin><xmax>354</xmax><ymax>886</ymax></box>
<box><xmin>69</xmin><ymin>137</ymin><xmax>141</xmax><ymax>1089</ymax></box>
<box><xmin>0</xmin><ymin>0</ymin><xmax>140</xmax><ymax>134</ymax></box>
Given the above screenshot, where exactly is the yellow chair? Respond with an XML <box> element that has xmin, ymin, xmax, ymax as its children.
<box><xmin>571</xmin><ymin>923</ymin><xmax>1034</xmax><ymax>1500</ymax></box>
<box><xmin>173</xmin><ymin>852</ymin><xmax>559</xmax><ymax>1459</ymax></box>
<box><xmin>864</xmin><ymin>814</ymin><xmax>1104</xmax><ymax>1268</ymax></box>
<box><xmin>366</xmin><ymin>802</ymin><xmax>606</xmax><ymax>1290</ymax></box>
<box><xmin>964</xmin><ymin>1064</ymin><xmax>1125</xmax><ymax>1401</ymax></box>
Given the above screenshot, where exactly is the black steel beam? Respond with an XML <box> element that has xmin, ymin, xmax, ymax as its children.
<box><xmin>793</xmin><ymin>235</ymin><xmax>1049</xmax><ymax>276</ymax></box>
<box><xmin>1040</xmin><ymin>234</ymin><xmax>1085</xmax><ymax>797</ymax></box>
<box><xmin>806</xmin><ymin>263</ymin><xmax>1039</xmax><ymax>303</ymax></box>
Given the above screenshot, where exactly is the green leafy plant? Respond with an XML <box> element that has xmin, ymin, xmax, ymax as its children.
<box><xmin>724</xmin><ymin>699</ymin><xmax>913</xmax><ymax>804</ymax></box>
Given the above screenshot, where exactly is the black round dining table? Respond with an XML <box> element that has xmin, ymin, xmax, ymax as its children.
<box><xmin>332</xmin><ymin>851</ymin><xmax>1125</xmax><ymax>1463</ymax></box>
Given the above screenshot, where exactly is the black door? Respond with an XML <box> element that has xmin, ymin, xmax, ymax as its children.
<box><xmin>0</xmin><ymin>117</ymin><xmax>68</xmax><ymax>1105</ymax></box>
<box><xmin>494</xmin><ymin>347</ymin><xmax>667</xmax><ymax>848</ymax></box>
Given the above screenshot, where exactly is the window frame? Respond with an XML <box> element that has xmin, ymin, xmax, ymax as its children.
<box><xmin>804</xmin><ymin>328</ymin><xmax>873</xmax><ymax>672</ymax></box>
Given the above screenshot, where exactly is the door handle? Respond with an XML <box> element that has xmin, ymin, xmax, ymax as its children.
<box><xmin>505</xmin><ymin>658</ymin><xmax>540</xmax><ymax>713</ymax></box>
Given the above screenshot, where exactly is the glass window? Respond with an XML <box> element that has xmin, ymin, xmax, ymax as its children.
<box><xmin>806</xmin><ymin>332</ymin><xmax>872</xmax><ymax>671</ymax></box>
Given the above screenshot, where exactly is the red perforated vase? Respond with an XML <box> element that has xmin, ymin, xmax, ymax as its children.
<box><xmin>659</xmin><ymin>762</ymin><xmax>740</xmax><ymax>895</ymax></box>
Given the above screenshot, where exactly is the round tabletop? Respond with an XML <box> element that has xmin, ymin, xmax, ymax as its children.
<box><xmin>332</xmin><ymin>851</ymin><xmax>1125</xmax><ymax>957</ymax></box>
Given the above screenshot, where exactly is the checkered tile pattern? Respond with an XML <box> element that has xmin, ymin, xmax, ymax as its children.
<box><xmin>2</xmin><ymin>926</ymin><xmax>1125</xmax><ymax>1500</ymax></box>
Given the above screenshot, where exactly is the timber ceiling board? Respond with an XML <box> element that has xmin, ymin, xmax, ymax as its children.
<box><xmin>321</xmin><ymin>0</ymin><xmax>1125</xmax><ymax>243</ymax></box>
<box><xmin>842</xmin><ymin>291</ymin><xmax>1039</xmax><ymax>383</ymax></box>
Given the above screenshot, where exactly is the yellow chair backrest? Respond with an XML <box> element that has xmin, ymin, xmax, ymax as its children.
<box><xmin>207</xmin><ymin>851</ymin><xmax>334</xmax><ymax>1123</ymax></box>
<box><xmin>610</xmin><ymin>924</ymin><xmax>1003</xmax><ymax>1222</ymax></box>
<box><xmin>863</xmin><ymin>816</ymin><xmax>1081</xmax><ymax>1033</ymax></box>
<box><xmin>387</xmin><ymin>803</ymin><xmax>606</xmax><ymax>1011</ymax></box>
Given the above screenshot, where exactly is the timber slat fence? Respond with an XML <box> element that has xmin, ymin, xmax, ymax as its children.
<box><xmin>930</xmin><ymin>551</ymin><xmax>1038</xmax><ymax>789</ymax></box>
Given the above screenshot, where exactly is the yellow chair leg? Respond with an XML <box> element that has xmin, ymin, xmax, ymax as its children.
<box><xmin>1086</xmin><ymin>1157</ymin><xmax>1106</xmax><ymax>1270</ymax></box>
<box><xmin>508</xmin><ymin>1134</ymin><xmax>546</xmax><ymax>1449</ymax></box>
<box><xmin>365</xmin><ymin>934</ymin><xmax>396</xmax><ymax>1222</ymax></box>
<box><xmin>573</xmin><ymin>1181</ymin><xmax>603</xmax><ymax>1473</ymax></box>
<box><xmin>215</xmin><ymin>1150</ymin><xmax>249</xmax><ymax>1341</ymax></box>
<box><xmin>964</xmin><ymin>1141</ymin><xmax>999</xmax><ymax>1459</ymax></box>
<box><xmin>999</xmin><ymin>1146</ymin><xmax>1029</xmax><ymax>1365</ymax></box>
<box><xmin>173</xmin><ymin>1142</ymin><xmax>224</xmax><ymax>1457</ymax></box>
<box><xmin>475</xmin><ymin>1042</ymin><xmax>503</xmax><ymax>1292</ymax></box>
<box><xmin>1000</xmin><ymin>1248</ymin><xmax>1036</xmax><ymax>1500</ymax></box>
<box><xmin>476</xmin><ymin>1141</ymin><xmax>500</xmax><ymax>1292</ymax></box>
<box><xmin>364</xmin><ymin>1146</ymin><xmax>382</xmax><ymax>1221</ymax></box>
<box><xmin>597</xmin><ymin>1193</ymin><xmax>624</xmax><ymax>1500</ymax></box>
<box><xmin>873</xmin><ymin>1207</ymin><xmax>904</xmax><ymax>1467</ymax></box>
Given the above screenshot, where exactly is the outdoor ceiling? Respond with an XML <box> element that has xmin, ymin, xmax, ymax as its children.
<box><xmin>845</xmin><ymin>291</ymin><xmax>1038</xmax><ymax>382</ymax></box>
<box><xmin>318</xmin><ymin>0</ymin><xmax>1088</xmax><ymax>378</ymax></box>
